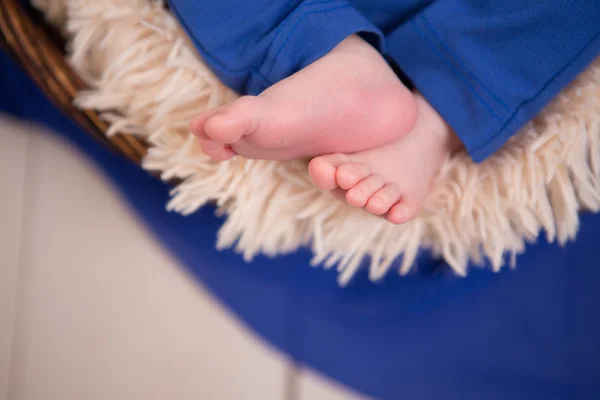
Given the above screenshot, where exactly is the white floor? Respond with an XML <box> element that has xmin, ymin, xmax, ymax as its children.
<box><xmin>0</xmin><ymin>115</ymin><xmax>368</xmax><ymax>400</ymax></box>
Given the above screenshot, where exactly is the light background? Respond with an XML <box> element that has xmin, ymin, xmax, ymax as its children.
<box><xmin>0</xmin><ymin>116</ymin><xmax>368</xmax><ymax>400</ymax></box>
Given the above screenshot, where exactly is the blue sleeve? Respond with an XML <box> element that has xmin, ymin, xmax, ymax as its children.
<box><xmin>168</xmin><ymin>0</ymin><xmax>384</xmax><ymax>95</ymax></box>
<box><xmin>385</xmin><ymin>0</ymin><xmax>600</xmax><ymax>162</ymax></box>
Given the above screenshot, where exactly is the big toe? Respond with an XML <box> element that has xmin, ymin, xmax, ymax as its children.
<box><xmin>308</xmin><ymin>153</ymin><xmax>351</xmax><ymax>190</ymax></box>
<box><xmin>204</xmin><ymin>96</ymin><xmax>262</xmax><ymax>145</ymax></box>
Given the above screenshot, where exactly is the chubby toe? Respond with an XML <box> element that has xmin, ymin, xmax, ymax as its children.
<box><xmin>366</xmin><ymin>184</ymin><xmax>402</xmax><ymax>215</ymax></box>
<box><xmin>346</xmin><ymin>174</ymin><xmax>385</xmax><ymax>207</ymax></box>
<box><xmin>203</xmin><ymin>96</ymin><xmax>262</xmax><ymax>145</ymax></box>
<box><xmin>309</xmin><ymin>153</ymin><xmax>351</xmax><ymax>190</ymax></box>
<box><xmin>336</xmin><ymin>163</ymin><xmax>370</xmax><ymax>190</ymax></box>
<box><xmin>189</xmin><ymin>105</ymin><xmax>228</xmax><ymax>140</ymax></box>
<box><xmin>198</xmin><ymin>138</ymin><xmax>237</xmax><ymax>161</ymax></box>
<box><xmin>388</xmin><ymin>201</ymin><xmax>418</xmax><ymax>225</ymax></box>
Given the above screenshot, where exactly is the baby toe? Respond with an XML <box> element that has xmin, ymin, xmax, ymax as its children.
<box><xmin>204</xmin><ymin>96</ymin><xmax>262</xmax><ymax>145</ymax></box>
<box><xmin>308</xmin><ymin>153</ymin><xmax>351</xmax><ymax>190</ymax></box>
<box><xmin>336</xmin><ymin>163</ymin><xmax>370</xmax><ymax>190</ymax></box>
<box><xmin>366</xmin><ymin>184</ymin><xmax>401</xmax><ymax>215</ymax></box>
<box><xmin>189</xmin><ymin>105</ymin><xmax>228</xmax><ymax>140</ymax></box>
<box><xmin>388</xmin><ymin>200</ymin><xmax>419</xmax><ymax>225</ymax></box>
<box><xmin>199</xmin><ymin>139</ymin><xmax>237</xmax><ymax>161</ymax></box>
<box><xmin>346</xmin><ymin>174</ymin><xmax>384</xmax><ymax>208</ymax></box>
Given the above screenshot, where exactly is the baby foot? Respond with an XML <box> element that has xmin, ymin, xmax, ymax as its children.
<box><xmin>309</xmin><ymin>95</ymin><xmax>463</xmax><ymax>224</ymax></box>
<box><xmin>190</xmin><ymin>35</ymin><xmax>417</xmax><ymax>161</ymax></box>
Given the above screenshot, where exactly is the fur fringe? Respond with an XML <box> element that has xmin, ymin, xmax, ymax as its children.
<box><xmin>36</xmin><ymin>0</ymin><xmax>600</xmax><ymax>285</ymax></box>
<box><xmin>31</xmin><ymin>0</ymin><xmax>68</xmax><ymax>27</ymax></box>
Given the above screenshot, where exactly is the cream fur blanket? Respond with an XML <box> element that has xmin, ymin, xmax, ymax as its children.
<box><xmin>32</xmin><ymin>0</ymin><xmax>600</xmax><ymax>285</ymax></box>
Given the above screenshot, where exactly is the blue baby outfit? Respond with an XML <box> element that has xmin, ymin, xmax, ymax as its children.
<box><xmin>169</xmin><ymin>0</ymin><xmax>600</xmax><ymax>161</ymax></box>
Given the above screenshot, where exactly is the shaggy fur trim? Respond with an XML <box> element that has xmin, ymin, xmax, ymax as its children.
<box><xmin>36</xmin><ymin>0</ymin><xmax>600</xmax><ymax>285</ymax></box>
<box><xmin>32</xmin><ymin>0</ymin><xmax>68</xmax><ymax>27</ymax></box>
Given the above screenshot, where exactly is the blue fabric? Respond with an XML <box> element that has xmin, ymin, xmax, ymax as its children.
<box><xmin>169</xmin><ymin>0</ymin><xmax>600</xmax><ymax>162</ymax></box>
<box><xmin>3</xmin><ymin>39</ymin><xmax>600</xmax><ymax>400</ymax></box>
<box><xmin>169</xmin><ymin>0</ymin><xmax>384</xmax><ymax>96</ymax></box>
<box><xmin>386</xmin><ymin>0</ymin><xmax>600</xmax><ymax>162</ymax></box>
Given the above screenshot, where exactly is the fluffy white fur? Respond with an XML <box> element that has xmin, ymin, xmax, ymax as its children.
<box><xmin>33</xmin><ymin>0</ymin><xmax>600</xmax><ymax>285</ymax></box>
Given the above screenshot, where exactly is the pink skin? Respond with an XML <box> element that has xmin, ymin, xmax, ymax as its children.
<box><xmin>190</xmin><ymin>35</ymin><xmax>462</xmax><ymax>225</ymax></box>
<box><xmin>309</xmin><ymin>94</ymin><xmax>462</xmax><ymax>224</ymax></box>
<box><xmin>189</xmin><ymin>35</ymin><xmax>417</xmax><ymax>161</ymax></box>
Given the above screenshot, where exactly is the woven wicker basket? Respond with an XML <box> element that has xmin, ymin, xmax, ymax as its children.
<box><xmin>0</xmin><ymin>0</ymin><xmax>147</xmax><ymax>164</ymax></box>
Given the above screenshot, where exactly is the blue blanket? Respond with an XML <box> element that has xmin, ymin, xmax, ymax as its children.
<box><xmin>2</xmin><ymin>50</ymin><xmax>600</xmax><ymax>400</ymax></box>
